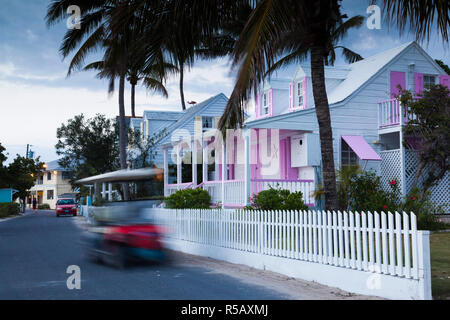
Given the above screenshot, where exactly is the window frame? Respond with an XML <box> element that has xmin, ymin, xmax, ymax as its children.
<box><xmin>202</xmin><ymin>116</ymin><xmax>214</xmax><ymax>131</ymax></box>
<box><xmin>47</xmin><ymin>190</ymin><xmax>54</xmax><ymax>200</ymax></box>
<box><xmin>341</xmin><ymin>139</ymin><xmax>358</xmax><ymax>167</ymax></box>
<box><xmin>262</xmin><ymin>92</ymin><xmax>269</xmax><ymax>115</ymax></box>
<box><xmin>297</xmin><ymin>82</ymin><xmax>304</xmax><ymax>106</ymax></box>
<box><xmin>423</xmin><ymin>74</ymin><xmax>437</xmax><ymax>91</ymax></box>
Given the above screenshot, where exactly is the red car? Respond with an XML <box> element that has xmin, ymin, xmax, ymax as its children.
<box><xmin>56</xmin><ymin>198</ymin><xmax>77</xmax><ymax>217</ymax></box>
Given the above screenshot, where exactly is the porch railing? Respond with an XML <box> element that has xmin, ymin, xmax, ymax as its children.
<box><xmin>378</xmin><ymin>98</ymin><xmax>417</xmax><ymax>128</ymax></box>
<box><xmin>166</xmin><ymin>182</ymin><xmax>194</xmax><ymax>196</ymax></box>
<box><xmin>251</xmin><ymin>179</ymin><xmax>315</xmax><ymax>206</ymax></box>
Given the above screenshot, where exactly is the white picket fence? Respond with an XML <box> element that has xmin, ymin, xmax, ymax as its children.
<box><xmin>152</xmin><ymin>208</ymin><xmax>431</xmax><ymax>300</ymax></box>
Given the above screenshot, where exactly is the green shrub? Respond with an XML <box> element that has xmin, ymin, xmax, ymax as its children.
<box><xmin>346</xmin><ymin>170</ymin><xmax>400</xmax><ymax>212</ymax></box>
<box><xmin>0</xmin><ymin>202</ymin><xmax>20</xmax><ymax>217</ymax></box>
<box><xmin>38</xmin><ymin>204</ymin><xmax>51</xmax><ymax>210</ymax></box>
<box><xmin>164</xmin><ymin>188</ymin><xmax>211</xmax><ymax>209</ymax></box>
<box><xmin>250</xmin><ymin>187</ymin><xmax>309</xmax><ymax>211</ymax></box>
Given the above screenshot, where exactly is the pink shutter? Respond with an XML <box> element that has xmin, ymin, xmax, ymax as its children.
<box><xmin>255</xmin><ymin>93</ymin><xmax>260</xmax><ymax>119</ymax></box>
<box><xmin>303</xmin><ymin>77</ymin><xmax>308</xmax><ymax>109</ymax></box>
<box><xmin>440</xmin><ymin>75</ymin><xmax>450</xmax><ymax>90</ymax></box>
<box><xmin>415</xmin><ymin>73</ymin><xmax>424</xmax><ymax>95</ymax></box>
<box><xmin>289</xmin><ymin>82</ymin><xmax>294</xmax><ymax>111</ymax></box>
<box><xmin>268</xmin><ymin>89</ymin><xmax>273</xmax><ymax>116</ymax></box>
<box><xmin>250</xmin><ymin>129</ymin><xmax>258</xmax><ymax>179</ymax></box>
<box><xmin>390</xmin><ymin>71</ymin><xmax>406</xmax><ymax>99</ymax></box>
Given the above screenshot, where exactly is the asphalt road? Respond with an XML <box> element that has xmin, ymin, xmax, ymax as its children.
<box><xmin>0</xmin><ymin>210</ymin><xmax>294</xmax><ymax>300</ymax></box>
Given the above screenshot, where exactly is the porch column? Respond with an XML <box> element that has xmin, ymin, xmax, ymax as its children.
<box><xmin>163</xmin><ymin>148</ymin><xmax>169</xmax><ymax>196</ymax></box>
<box><xmin>177</xmin><ymin>144</ymin><xmax>182</xmax><ymax>186</ymax></box>
<box><xmin>102</xmin><ymin>183</ymin><xmax>106</xmax><ymax>199</ymax></box>
<box><xmin>202</xmin><ymin>137</ymin><xmax>208</xmax><ymax>183</ymax></box>
<box><xmin>192</xmin><ymin>139</ymin><xmax>197</xmax><ymax>186</ymax></box>
<box><xmin>221</xmin><ymin>141</ymin><xmax>227</xmax><ymax>208</ymax></box>
<box><xmin>108</xmin><ymin>183</ymin><xmax>112</xmax><ymax>201</ymax></box>
<box><xmin>244</xmin><ymin>130</ymin><xmax>251</xmax><ymax>206</ymax></box>
<box><xmin>399</xmin><ymin>105</ymin><xmax>407</xmax><ymax>196</ymax></box>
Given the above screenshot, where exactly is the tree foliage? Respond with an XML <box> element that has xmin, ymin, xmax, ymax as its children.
<box><xmin>399</xmin><ymin>85</ymin><xmax>450</xmax><ymax>193</ymax></box>
<box><xmin>56</xmin><ymin>114</ymin><xmax>120</xmax><ymax>188</ymax></box>
<box><xmin>128</xmin><ymin>128</ymin><xmax>167</xmax><ymax>169</ymax></box>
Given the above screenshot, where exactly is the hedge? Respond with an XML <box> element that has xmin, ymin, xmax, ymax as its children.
<box><xmin>38</xmin><ymin>204</ymin><xmax>51</xmax><ymax>210</ymax></box>
<box><xmin>0</xmin><ymin>203</ymin><xmax>20</xmax><ymax>218</ymax></box>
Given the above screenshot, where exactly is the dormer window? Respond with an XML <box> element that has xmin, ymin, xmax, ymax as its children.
<box><xmin>262</xmin><ymin>92</ymin><xmax>269</xmax><ymax>115</ymax></box>
<box><xmin>297</xmin><ymin>82</ymin><xmax>304</xmax><ymax>106</ymax></box>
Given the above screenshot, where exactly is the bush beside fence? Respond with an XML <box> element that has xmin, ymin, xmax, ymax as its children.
<box><xmin>152</xmin><ymin>208</ymin><xmax>431</xmax><ymax>300</ymax></box>
<box><xmin>0</xmin><ymin>203</ymin><xmax>20</xmax><ymax>218</ymax></box>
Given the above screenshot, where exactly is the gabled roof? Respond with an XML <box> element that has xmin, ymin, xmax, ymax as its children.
<box><xmin>164</xmin><ymin>93</ymin><xmax>228</xmax><ymax>134</ymax></box>
<box><xmin>142</xmin><ymin>110</ymin><xmax>184</xmax><ymax>121</ymax></box>
<box><xmin>294</xmin><ymin>65</ymin><xmax>350</xmax><ymax>80</ymax></box>
<box><xmin>45</xmin><ymin>160</ymin><xmax>65</xmax><ymax>172</ymax></box>
<box><xmin>326</xmin><ymin>41</ymin><xmax>415</xmax><ymax>104</ymax></box>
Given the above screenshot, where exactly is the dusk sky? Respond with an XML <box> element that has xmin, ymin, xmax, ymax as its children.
<box><xmin>0</xmin><ymin>0</ymin><xmax>448</xmax><ymax>164</ymax></box>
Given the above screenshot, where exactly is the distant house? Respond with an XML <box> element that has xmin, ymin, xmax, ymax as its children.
<box><xmin>128</xmin><ymin>93</ymin><xmax>234</xmax><ymax>174</ymax></box>
<box><xmin>28</xmin><ymin>160</ymin><xmax>75</xmax><ymax>209</ymax></box>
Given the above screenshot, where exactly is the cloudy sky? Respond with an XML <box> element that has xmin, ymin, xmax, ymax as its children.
<box><xmin>0</xmin><ymin>0</ymin><xmax>448</xmax><ymax>164</ymax></box>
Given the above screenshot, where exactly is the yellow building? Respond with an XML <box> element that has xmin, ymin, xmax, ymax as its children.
<box><xmin>29</xmin><ymin>160</ymin><xmax>76</xmax><ymax>209</ymax></box>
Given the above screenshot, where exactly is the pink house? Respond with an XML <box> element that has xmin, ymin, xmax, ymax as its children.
<box><xmin>161</xmin><ymin>42</ymin><xmax>450</xmax><ymax>210</ymax></box>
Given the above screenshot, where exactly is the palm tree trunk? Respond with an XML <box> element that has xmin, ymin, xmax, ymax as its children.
<box><xmin>179</xmin><ymin>63</ymin><xmax>186</xmax><ymax>111</ymax></box>
<box><xmin>131</xmin><ymin>83</ymin><xmax>136</xmax><ymax>118</ymax></box>
<box><xmin>118</xmin><ymin>72</ymin><xmax>130</xmax><ymax>201</ymax></box>
<box><xmin>310</xmin><ymin>46</ymin><xmax>338</xmax><ymax>211</ymax></box>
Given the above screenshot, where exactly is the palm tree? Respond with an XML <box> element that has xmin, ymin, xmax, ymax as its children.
<box><xmin>46</xmin><ymin>0</ymin><xmax>135</xmax><ymax>200</ymax></box>
<box><xmin>219</xmin><ymin>0</ymin><xmax>364</xmax><ymax>210</ymax></box>
<box><xmin>378</xmin><ymin>0</ymin><xmax>449</xmax><ymax>43</ymax></box>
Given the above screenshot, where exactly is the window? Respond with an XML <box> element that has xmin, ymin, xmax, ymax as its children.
<box><xmin>62</xmin><ymin>171</ymin><xmax>71</xmax><ymax>180</ymax></box>
<box><xmin>37</xmin><ymin>176</ymin><xmax>43</xmax><ymax>185</ymax></box>
<box><xmin>47</xmin><ymin>172</ymin><xmax>52</xmax><ymax>181</ymax></box>
<box><xmin>298</xmin><ymin>82</ymin><xmax>304</xmax><ymax>106</ymax></box>
<box><xmin>423</xmin><ymin>75</ymin><xmax>436</xmax><ymax>90</ymax></box>
<box><xmin>202</xmin><ymin>116</ymin><xmax>214</xmax><ymax>131</ymax></box>
<box><xmin>262</xmin><ymin>93</ymin><xmax>269</xmax><ymax>115</ymax></box>
<box><xmin>47</xmin><ymin>190</ymin><xmax>54</xmax><ymax>200</ymax></box>
<box><xmin>341</xmin><ymin>139</ymin><xmax>358</xmax><ymax>167</ymax></box>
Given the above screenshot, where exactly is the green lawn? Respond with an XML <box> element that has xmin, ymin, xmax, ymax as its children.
<box><xmin>430</xmin><ymin>232</ymin><xmax>450</xmax><ymax>300</ymax></box>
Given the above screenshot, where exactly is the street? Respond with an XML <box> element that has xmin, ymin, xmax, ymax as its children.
<box><xmin>0</xmin><ymin>211</ymin><xmax>377</xmax><ymax>300</ymax></box>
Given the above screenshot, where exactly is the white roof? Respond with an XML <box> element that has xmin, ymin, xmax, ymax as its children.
<box><xmin>326</xmin><ymin>41</ymin><xmax>414</xmax><ymax>104</ymax></box>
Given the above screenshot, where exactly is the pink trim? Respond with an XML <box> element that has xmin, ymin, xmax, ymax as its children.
<box><xmin>415</xmin><ymin>73</ymin><xmax>424</xmax><ymax>95</ymax></box>
<box><xmin>291</xmin><ymin>77</ymin><xmax>307</xmax><ymax>111</ymax></box>
<box><xmin>268</xmin><ymin>88</ymin><xmax>273</xmax><ymax>116</ymax></box>
<box><xmin>390</xmin><ymin>71</ymin><xmax>405</xmax><ymax>99</ymax></box>
<box><xmin>440</xmin><ymin>74</ymin><xmax>450</xmax><ymax>90</ymax></box>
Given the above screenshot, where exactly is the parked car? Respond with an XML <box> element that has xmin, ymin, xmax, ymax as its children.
<box><xmin>55</xmin><ymin>198</ymin><xmax>77</xmax><ymax>217</ymax></box>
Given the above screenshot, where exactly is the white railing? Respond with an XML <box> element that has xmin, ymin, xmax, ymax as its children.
<box><xmin>379</xmin><ymin>98</ymin><xmax>417</xmax><ymax>128</ymax></box>
<box><xmin>165</xmin><ymin>182</ymin><xmax>194</xmax><ymax>197</ymax></box>
<box><xmin>201</xmin><ymin>181</ymin><xmax>222</xmax><ymax>205</ymax></box>
<box><xmin>224</xmin><ymin>180</ymin><xmax>246</xmax><ymax>207</ymax></box>
<box><xmin>251</xmin><ymin>179</ymin><xmax>315</xmax><ymax>206</ymax></box>
<box><xmin>153</xmin><ymin>208</ymin><xmax>431</xmax><ymax>300</ymax></box>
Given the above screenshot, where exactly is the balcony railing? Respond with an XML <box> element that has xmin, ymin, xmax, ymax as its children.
<box><xmin>165</xmin><ymin>182</ymin><xmax>193</xmax><ymax>196</ymax></box>
<box><xmin>378</xmin><ymin>98</ymin><xmax>417</xmax><ymax>128</ymax></box>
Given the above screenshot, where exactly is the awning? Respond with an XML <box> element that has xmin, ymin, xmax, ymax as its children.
<box><xmin>342</xmin><ymin>135</ymin><xmax>382</xmax><ymax>161</ymax></box>
<box><xmin>75</xmin><ymin>168</ymin><xmax>163</xmax><ymax>184</ymax></box>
